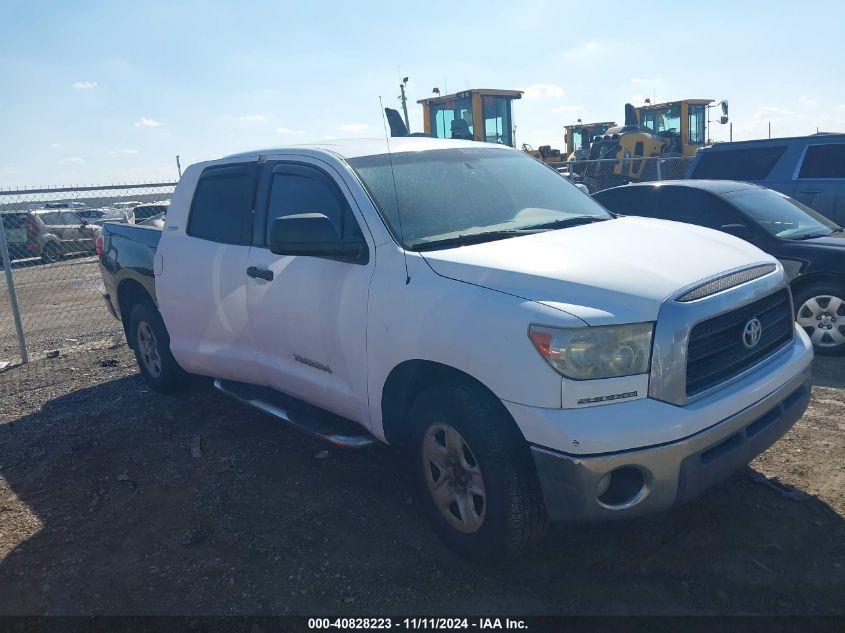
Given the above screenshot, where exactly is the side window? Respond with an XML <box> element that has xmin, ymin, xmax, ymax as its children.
<box><xmin>63</xmin><ymin>212</ymin><xmax>82</xmax><ymax>224</ymax></box>
<box><xmin>798</xmin><ymin>143</ymin><xmax>845</xmax><ymax>179</ymax></box>
<box><xmin>41</xmin><ymin>213</ymin><xmax>60</xmax><ymax>225</ymax></box>
<box><xmin>594</xmin><ymin>187</ymin><xmax>661</xmax><ymax>218</ymax></box>
<box><xmin>691</xmin><ymin>146</ymin><xmax>786</xmax><ymax>180</ymax></box>
<box><xmin>187</xmin><ymin>164</ymin><xmax>255</xmax><ymax>245</ymax></box>
<box><xmin>659</xmin><ymin>188</ymin><xmax>739</xmax><ymax>229</ymax></box>
<box><xmin>264</xmin><ymin>166</ymin><xmax>358</xmax><ymax>244</ymax></box>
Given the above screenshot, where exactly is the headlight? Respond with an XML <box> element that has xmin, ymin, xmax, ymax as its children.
<box><xmin>528</xmin><ymin>323</ymin><xmax>654</xmax><ymax>380</ymax></box>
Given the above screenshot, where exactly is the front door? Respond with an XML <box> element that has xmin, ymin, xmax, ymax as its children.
<box><xmin>243</xmin><ymin>159</ymin><xmax>375</xmax><ymax>424</ymax></box>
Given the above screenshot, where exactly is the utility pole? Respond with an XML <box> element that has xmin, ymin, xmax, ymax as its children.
<box><xmin>176</xmin><ymin>155</ymin><xmax>182</xmax><ymax>179</ymax></box>
<box><xmin>730</xmin><ymin>122</ymin><xmax>733</xmax><ymax>142</ymax></box>
<box><xmin>768</xmin><ymin>122</ymin><xmax>771</xmax><ymax>139</ymax></box>
<box><xmin>398</xmin><ymin>77</ymin><xmax>410</xmax><ymax>132</ymax></box>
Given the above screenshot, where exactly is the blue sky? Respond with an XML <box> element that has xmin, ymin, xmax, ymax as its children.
<box><xmin>1</xmin><ymin>0</ymin><xmax>843</xmax><ymax>186</ymax></box>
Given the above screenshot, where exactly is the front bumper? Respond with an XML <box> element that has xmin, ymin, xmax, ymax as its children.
<box><xmin>530</xmin><ymin>367</ymin><xmax>811</xmax><ymax>522</ymax></box>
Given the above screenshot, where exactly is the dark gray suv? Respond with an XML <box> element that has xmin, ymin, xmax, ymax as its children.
<box><xmin>687</xmin><ymin>133</ymin><xmax>845</xmax><ymax>224</ymax></box>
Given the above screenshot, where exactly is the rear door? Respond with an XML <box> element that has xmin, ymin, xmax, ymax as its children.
<box><xmin>156</xmin><ymin>158</ymin><xmax>260</xmax><ymax>380</ymax></box>
<box><xmin>242</xmin><ymin>158</ymin><xmax>375</xmax><ymax>424</ymax></box>
<box><xmin>793</xmin><ymin>141</ymin><xmax>845</xmax><ymax>224</ymax></box>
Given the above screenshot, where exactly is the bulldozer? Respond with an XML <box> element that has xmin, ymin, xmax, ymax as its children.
<box><xmin>573</xmin><ymin>98</ymin><xmax>728</xmax><ymax>191</ymax></box>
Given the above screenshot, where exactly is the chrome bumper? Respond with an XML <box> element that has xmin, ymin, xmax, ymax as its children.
<box><xmin>531</xmin><ymin>366</ymin><xmax>812</xmax><ymax>523</ymax></box>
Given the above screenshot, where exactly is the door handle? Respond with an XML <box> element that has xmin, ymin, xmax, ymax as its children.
<box><xmin>246</xmin><ymin>266</ymin><xmax>274</xmax><ymax>281</ymax></box>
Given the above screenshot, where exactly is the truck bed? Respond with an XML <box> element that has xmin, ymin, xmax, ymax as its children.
<box><xmin>99</xmin><ymin>221</ymin><xmax>162</xmax><ymax>319</ymax></box>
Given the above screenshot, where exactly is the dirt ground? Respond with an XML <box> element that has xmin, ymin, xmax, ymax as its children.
<box><xmin>0</xmin><ymin>346</ymin><xmax>843</xmax><ymax>616</ymax></box>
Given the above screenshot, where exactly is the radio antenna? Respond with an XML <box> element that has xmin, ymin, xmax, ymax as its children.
<box><xmin>379</xmin><ymin>96</ymin><xmax>410</xmax><ymax>285</ymax></box>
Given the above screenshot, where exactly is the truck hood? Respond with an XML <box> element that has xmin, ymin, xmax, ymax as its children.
<box><xmin>421</xmin><ymin>216</ymin><xmax>775</xmax><ymax>325</ymax></box>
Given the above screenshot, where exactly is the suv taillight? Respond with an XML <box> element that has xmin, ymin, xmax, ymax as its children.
<box><xmin>95</xmin><ymin>234</ymin><xmax>105</xmax><ymax>256</ymax></box>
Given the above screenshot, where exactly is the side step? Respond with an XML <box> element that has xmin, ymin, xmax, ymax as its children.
<box><xmin>212</xmin><ymin>378</ymin><xmax>377</xmax><ymax>449</ymax></box>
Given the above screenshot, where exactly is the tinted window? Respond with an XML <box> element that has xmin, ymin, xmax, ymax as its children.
<box><xmin>798</xmin><ymin>143</ymin><xmax>845</xmax><ymax>179</ymax></box>
<box><xmin>593</xmin><ymin>187</ymin><xmax>662</xmax><ymax>217</ymax></box>
<box><xmin>691</xmin><ymin>146</ymin><xmax>786</xmax><ymax>180</ymax></box>
<box><xmin>659</xmin><ymin>187</ymin><xmax>740</xmax><ymax>228</ymax></box>
<box><xmin>188</xmin><ymin>164</ymin><xmax>254</xmax><ymax>245</ymax></box>
<box><xmin>724</xmin><ymin>188</ymin><xmax>839</xmax><ymax>239</ymax></box>
<box><xmin>266</xmin><ymin>170</ymin><xmax>346</xmax><ymax>242</ymax></box>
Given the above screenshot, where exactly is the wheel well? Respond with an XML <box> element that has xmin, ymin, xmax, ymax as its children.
<box><xmin>380</xmin><ymin>360</ymin><xmax>525</xmax><ymax>448</ymax></box>
<box><xmin>116</xmin><ymin>279</ymin><xmax>155</xmax><ymax>347</ymax></box>
<box><xmin>790</xmin><ymin>272</ymin><xmax>845</xmax><ymax>301</ymax></box>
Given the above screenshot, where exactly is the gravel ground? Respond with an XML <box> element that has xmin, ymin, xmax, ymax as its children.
<box><xmin>0</xmin><ymin>347</ymin><xmax>843</xmax><ymax>616</ymax></box>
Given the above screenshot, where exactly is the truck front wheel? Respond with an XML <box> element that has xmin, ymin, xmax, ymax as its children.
<box><xmin>409</xmin><ymin>382</ymin><xmax>548</xmax><ymax>563</ymax></box>
<box><xmin>129</xmin><ymin>302</ymin><xmax>189</xmax><ymax>392</ymax></box>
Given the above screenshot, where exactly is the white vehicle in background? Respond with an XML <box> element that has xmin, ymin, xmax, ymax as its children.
<box><xmin>97</xmin><ymin>138</ymin><xmax>813</xmax><ymax>562</ymax></box>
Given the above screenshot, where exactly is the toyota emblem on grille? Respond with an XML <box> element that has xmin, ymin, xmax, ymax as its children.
<box><xmin>742</xmin><ymin>317</ymin><xmax>763</xmax><ymax>349</ymax></box>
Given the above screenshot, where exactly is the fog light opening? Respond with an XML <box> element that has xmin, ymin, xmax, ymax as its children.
<box><xmin>597</xmin><ymin>466</ymin><xmax>646</xmax><ymax>508</ymax></box>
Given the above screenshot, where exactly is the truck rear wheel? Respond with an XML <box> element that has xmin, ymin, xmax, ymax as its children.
<box><xmin>409</xmin><ymin>382</ymin><xmax>548</xmax><ymax>563</ymax></box>
<box><xmin>129</xmin><ymin>302</ymin><xmax>190</xmax><ymax>392</ymax></box>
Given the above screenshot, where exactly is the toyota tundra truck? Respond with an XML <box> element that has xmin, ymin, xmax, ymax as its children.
<box><xmin>98</xmin><ymin>138</ymin><xmax>814</xmax><ymax>562</ymax></box>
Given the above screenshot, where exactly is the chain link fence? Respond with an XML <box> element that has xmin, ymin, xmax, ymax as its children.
<box><xmin>0</xmin><ymin>182</ymin><xmax>176</xmax><ymax>391</ymax></box>
<box><xmin>553</xmin><ymin>156</ymin><xmax>694</xmax><ymax>193</ymax></box>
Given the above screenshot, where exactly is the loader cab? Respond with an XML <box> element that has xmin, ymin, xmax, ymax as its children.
<box><xmin>419</xmin><ymin>89</ymin><xmax>523</xmax><ymax>147</ymax></box>
<box><xmin>565</xmin><ymin>121</ymin><xmax>616</xmax><ymax>160</ymax></box>
<box><xmin>636</xmin><ymin>99</ymin><xmax>714</xmax><ymax>156</ymax></box>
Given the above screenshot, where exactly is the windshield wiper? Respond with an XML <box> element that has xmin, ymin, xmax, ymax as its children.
<box><xmin>410</xmin><ymin>229</ymin><xmax>527</xmax><ymax>251</ymax></box>
<box><xmin>790</xmin><ymin>231</ymin><xmax>836</xmax><ymax>240</ymax></box>
<box><xmin>518</xmin><ymin>215</ymin><xmax>610</xmax><ymax>231</ymax></box>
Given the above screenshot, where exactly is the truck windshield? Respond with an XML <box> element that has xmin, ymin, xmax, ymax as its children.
<box><xmin>348</xmin><ymin>148</ymin><xmax>611</xmax><ymax>250</ymax></box>
<box><xmin>725</xmin><ymin>188</ymin><xmax>840</xmax><ymax>240</ymax></box>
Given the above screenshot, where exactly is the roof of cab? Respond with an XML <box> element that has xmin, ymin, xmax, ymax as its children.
<box><xmin>224</xmin><ymin>137</ymin><xmax>509</xmax><ymax>161</ymax></box>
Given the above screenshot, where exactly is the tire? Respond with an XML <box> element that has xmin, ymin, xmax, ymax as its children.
<box><xmin>129</xmin><ymin>302</ymin><xmax>190</xmax><ymax>392</ymax></box>
<box><xmin>41</xmin><ymin>241</ymin><xmax>61</xmax><ymax>263</ymax></box>
<box><xmin>793</xmin><ymin>281</ymin><xmax>845</xmax><ymax>356</ymax></box>
<box><xmin>409</xmin><ymin>381</ymin><xmax>549</xmax><ymax>563</ymax></box>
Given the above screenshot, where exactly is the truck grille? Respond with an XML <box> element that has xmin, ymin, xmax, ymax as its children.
<box><xmin>686</xmin><ymin>289</ymin><xmax>793</xmax><ymax>396</ymax></box>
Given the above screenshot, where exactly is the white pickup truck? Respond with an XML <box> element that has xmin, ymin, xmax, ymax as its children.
<box><xmin>98</xmin><ymin>138</ymin><xmax>814</xmax><ymax>562</ymax></box>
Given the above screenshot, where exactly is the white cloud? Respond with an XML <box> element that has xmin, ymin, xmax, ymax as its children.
<box><xmin>630</xmin><ymin>77</ymin><xmax>661</xmax><ymax>85</ymax></box>
<box><xmin>835</xmin><ymin>105</ymin><xmax>845</xmax><ymax>112</ymax></box>
<box><xmin>522</xmin><ymin>83</ymin><xmax>565</xmax><ymax>99</ymax></box>
<box><xmin>240</xmin><ymin>114</ymin><xmax>267</xmax><ymax>123</ymax></box>
<box><xmin>322</xmin><ymin>135</ymin><xmax>336</xmax><ymax>140</ymax></box>
<box><xmin>50</xmin><ymin>143</ymin><xmax>63</xmax><ymax>149</ymax></box>
<box><xmin>338</xmin><ymin>123</ymin><xmax>368</xmax><ymax>133</ymax></box>
<box><xmin>73</xmin><ymin>81</ymin><xmax>97</xmax><ymax>89</ymax></box>
<box><xmin>59</xmin><ymin>157</ymin><xmax>84</xmax><ymax>165</ymax></box>
<box><xmin>0</xmin><ymin>166</ymin><xmax>18</xmax><ymax>176</ymax></box>
<box><xmin>276</xmin><ymin>127</ymin><xmax>306</xmax><ymax>135</ymax></box>
<box><xmin>134</xmin><ymin>117</ymin><xmax>163</xmax><ymax>128</ymax></box>
<box><xmin>109</xmin><ymin>148</ymin><xmax>139</xmax><ymax>155</ymax></box>
<box><xmin>551</xmin><ymin>104</ymin><xmax>583</xmax><ymax>113</ymax></box>
<box><xmin>798</xmin><ymin>96</ymin><xmax>818</xmax><ymax>108</ymax></box>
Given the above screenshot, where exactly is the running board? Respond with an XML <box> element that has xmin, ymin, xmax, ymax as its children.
<box><xmin>212</xmin><ymin>378</ymin><xmax>377</xmax><ymax>449</ymax></box>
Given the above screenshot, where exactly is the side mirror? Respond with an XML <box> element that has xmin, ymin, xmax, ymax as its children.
<box><xmin>268</xmin><ymin>213</ymin><xmax>365</xmax><ymax>262</ymax></box>
<box><xmin>721</xmin><ymin>223</ymin><xmax>753</xmax><ymax>241</ymax></box>
<box><xmin>575</xmin><ymin>183</ymin><xmax>590</xmax><ymax>195</ymax></box>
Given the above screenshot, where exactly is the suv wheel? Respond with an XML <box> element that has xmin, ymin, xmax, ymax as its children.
<box><xmin>129</xmin><ymin>302</ymin><xmax>190</xmax><ymax>391</ymax></box>
<box><xmin>41</xmin><ymin>242</ymin><xmax>62</xmax><ymax>263</ymax></box>
<box><xmin>409</xmin><ymin>382</ymin><xmax>548</xmax><ymax>563</ymax></box>
<box><xmin>794</xmin><ymin>282</ymin><xmax>845</xmax><ymax>356</ymax></box>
